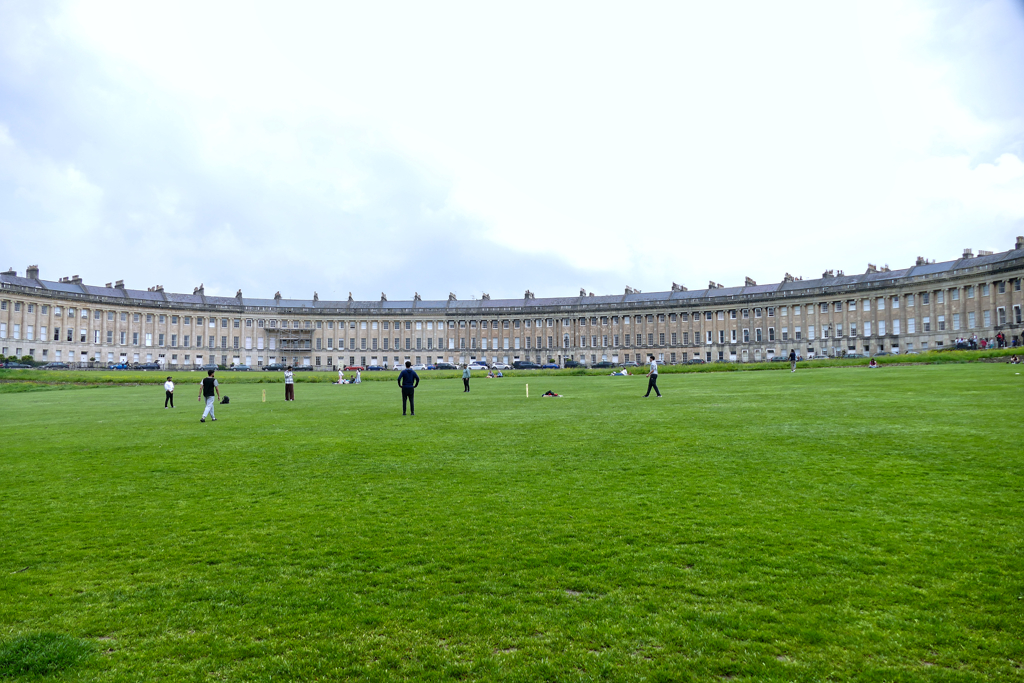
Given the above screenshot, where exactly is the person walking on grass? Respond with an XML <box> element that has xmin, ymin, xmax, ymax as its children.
<box><xmin>398</xmin><ymin>360</ymin><xmax>419</xmax><ymax>415</ymax></box>
<box><xmin>198</xmin><ymin>369</ymin><xmax>220</xmax><ymax>422</ymax></box>
<box><xmin>284</xmin><ymin>365</ymin><xmax>295</xmax><ymax>401</ymax></box>
<box><xmin>164</xmin><ymin>376</ymin><xmax>175</xmax><ymax>408</ymax></box>
<box><xmin>789</xmin><ymin>348</ymin><xmax>797</xmax><ymax>372</ymax></box>
<box><xmin>462</xmin><ymin>364</ymin><xmax>471</xmax><ymax>392</ymax></box>
<box><xmin>644</xmin><ymin>354</ymin><xmax>661</xmax><ymax>398</ymax></box>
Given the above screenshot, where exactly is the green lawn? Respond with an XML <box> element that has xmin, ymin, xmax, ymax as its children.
<box><xmin>0</xmin><ymin>365</ymin><xmax>1021</xmax><ymax>681</ymax></box>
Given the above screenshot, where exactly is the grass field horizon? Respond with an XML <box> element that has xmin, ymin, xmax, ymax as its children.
<box><xmin>1</xmin><ymin>365</ymin><xmax>1021</xmax><ymax>681</ymax></box>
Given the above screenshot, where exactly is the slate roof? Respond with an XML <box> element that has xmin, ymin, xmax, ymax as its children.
<box><xmin>3</xmin><ymin>246</ymin><xmax>1022</xmax><ymax>311</ymax></box>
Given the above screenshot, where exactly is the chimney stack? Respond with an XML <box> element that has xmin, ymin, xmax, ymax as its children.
<box><xmin>1</xmin><ymin>267</ymin><xmax>15</xmax><ymax>276</ymax></box>
<box><xmin>744</xmin><ymin>276</ymin><xmax>756</xmax><ymax>286</ymax></box>
<box><xmin>481</xmin><ymin>293</ymin><xmax>490</xmax><ymax>300</ymax></box>
<box><xmin>115</xmin><ymin>280</ymin><xmax>125</xmax><ymax>289</ymax></box>
<box><xmin>524</xmin><ymin>290</ymin><xmax>534</xmax><ymax>299</ymax></box>
<box><xmin>26</xmin><ymin>265</ymin><xmax>39</xmax><ymax>279</ymax></box>
<box><xmin>448</xmin><ymin>292</ymin><xmax>457</xmax><ymax>301</ymax></box>
<box><xmin>962</xmin><ymin>248</ymin><xmax>973</xmax><ymax>259</ymax></box>
<box><xmin>1016</xmin><ymin>236</ymin><xmax>1024</xmax><ymax>250</ymax></box>
<box><xmin>414</xmin><ymin>292</ymin><xmax>422</xmax><ymax>301</ymax></box>
<box><xmin>70</xmin><ymin>275</ymin><xmax>82</xmax><ymax>284</ymax></box>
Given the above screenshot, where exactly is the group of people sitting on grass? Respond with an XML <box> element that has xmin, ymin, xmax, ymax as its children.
<box><xmin>333</xmin><ymin>368</ymin><xmax>361</xmax><ymax>385</ymax></box>
<box><xmin>486</xmin><ymin>370</ymin><xmax>504</xmax><ymax>378</ymax></box>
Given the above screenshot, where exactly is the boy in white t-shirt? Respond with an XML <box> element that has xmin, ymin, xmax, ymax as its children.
<box><xmin>164</xmin><ymin>376</ymin><xmax>175</xmax><ymax>408</ymax></box>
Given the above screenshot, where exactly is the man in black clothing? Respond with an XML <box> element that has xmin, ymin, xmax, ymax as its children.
<box><xmin>789</xmin><ymin>349</ymin><xmax>797</xmax><ymax>372</ymax></box>
<box><xmin>397</xmin><ymin>360</ymin><xmax>420</xmax><ymax>415</ymax></box>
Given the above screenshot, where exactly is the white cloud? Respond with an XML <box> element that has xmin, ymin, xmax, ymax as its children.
<box><xmin>0</xmin><ymin>0</ymin><xmax>1021</xmax><ymax>296</ymax></box>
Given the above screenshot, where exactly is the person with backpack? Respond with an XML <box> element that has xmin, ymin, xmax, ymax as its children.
<box><xmin>198</xmin><ymin>369</ymin><xmax>220</xmax><ymax>422</ymax></box>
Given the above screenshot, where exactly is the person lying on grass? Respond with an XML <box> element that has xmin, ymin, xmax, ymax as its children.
<box><xmin>542</xmin><ymin>390</ymin><xmax>561</xmax><ymax>397</ymax></box>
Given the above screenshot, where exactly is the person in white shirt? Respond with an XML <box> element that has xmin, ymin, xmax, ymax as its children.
<box><xmin>337</xmin><ymin>368</ymin><xmax>344</xmax><ymax>384</ymax></box>
<box><xmin>644</xmin><ymin>354</ymin><xmax>661</xmax><ymax>397</ymax></box>
<box><xmin>354</xmin><ymin>369</ymin><xmax>361</xmax><ymax>384</ymax></box>
<box><xmin>164</xmin><ymin>376</ymin><xmax>175</xmax><ymax>408</ymax></box>
<box><xmin>284</xmin><ymin>366</ymin><xmax>295</xmax><ymax>401</ymax></box>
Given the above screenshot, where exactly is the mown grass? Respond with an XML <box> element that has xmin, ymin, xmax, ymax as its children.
<box><xmin>0</xmin><ymin>364</ymin><xmax>1021</xmax><ymax>681</ymax></box>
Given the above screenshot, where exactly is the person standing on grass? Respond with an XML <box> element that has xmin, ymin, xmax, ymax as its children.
<box><xmin>462</xmin><ymin>364</ymin><xmax>471</xmax><ymax>392</ymax></box>
<box><xmin>398</xmin><ymin>360</ymin><xmax>419</xmax><ymax>415</ymax></box>
<box><xmin>284</xmin><ymin>365</ymin><xmax>295</xmax><ymax>401</ymax></box>
<box><xmin>644</xmin><ymin>354</ymin><xmax>661</xmax><ymax>398</ymax></box>
<box><xmin>164</xmin><ymin>376</ymin><xmax>175</xmax><ymax>408</ymax></box>
<box><xmin>789</xmin><ymin>348</ymin><xmax>797</xmax><ymax>372</ymax></box>
<box><xmin>198</xmin><ymin>369</ymin><xmax>220</xmax><ymax>422</ymax></box>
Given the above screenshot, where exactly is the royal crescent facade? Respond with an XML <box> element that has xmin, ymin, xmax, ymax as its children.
<box><xmin>2</xmin><ymin>240</ymin><xmax>1024</xmax><ymax>369</ymax></box>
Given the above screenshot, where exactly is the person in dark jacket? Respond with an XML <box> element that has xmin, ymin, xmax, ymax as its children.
<box><xmin>397</xmin><ymin>360</ymin><xmax>420</xmax><ymax>415</ymax></box>
<box><xmin>789</xmin><ymin>349</ymin><xmax>797</xmax><ymax>372</ymax></box>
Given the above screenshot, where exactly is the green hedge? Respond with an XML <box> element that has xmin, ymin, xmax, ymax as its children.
<box><xmin>1</xmin><ymin>347</ymin><xmax>1019</xmax><ymax>385</ymax></box>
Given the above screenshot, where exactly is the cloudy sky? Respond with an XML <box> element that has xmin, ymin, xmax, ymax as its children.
<box><xmin>1</xmin><ymin>0</ymin><xmax>1022</xmax><ymax>301</ymax></box>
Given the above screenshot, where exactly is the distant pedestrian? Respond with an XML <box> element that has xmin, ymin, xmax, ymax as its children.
<box><xmin>644</xmin><ymin>354</ymin><xmax>661</xmax><ymax>397</ymax></box>
<box><xmin>354</xmin><ymin>369</ymin><xmax>361</xmax><ymax>384</ymax></box>
<box><xmin>198</xmin><ymin>369</ymin><xmax>220</xmax><ymax>422</ymax></box>
<box><xmin>284</xmin><ymin>366</ymin><xmax>295</xmax><ymax>401</ymax></box>
<box><xmin>164</xmin><ymin>376</ymin><xmax>175</xmax><ymax>408</ymax></box>
<box><xmin>398</xmin><ymin>360</ymin><xmax>419</xmax><ymax>415</ymax></box>
<box><xmin>462</xmin><ymin>365</ymin><xmax>471</xmax><ymax>392</ymax></box>
<box><xmin>789</xmin><ymin>349</ymin><xmax>797</xmax><ymax>372</ymax></box>
<box><xmin>337</xmin><ymin>367</ymin><xmax>344</xmax><ymax>384</ymax></box>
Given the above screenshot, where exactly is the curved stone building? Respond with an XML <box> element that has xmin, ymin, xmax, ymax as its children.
<box><xmin>2</xmin><ymin>239</ymin><xmax>1023</xmax><ymax>369</ymax></box>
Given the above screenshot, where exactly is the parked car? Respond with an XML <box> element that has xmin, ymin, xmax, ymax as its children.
<box><xmin>622</xmin><ymin>361</ymin><xmax>639</xmax><ymax>367</ymax></box>
<box><xmin>686</xmin><ymin>358</ymin><xmax>707</xmax><ymax>364</ymax></box>
<box><xmin>592</xmin><ymin>361</ymin><xmax>616</xmax><ymax>369</ymax></box>
<box><xmin>365</xmin><ymin>365</ymin><xmax>386</xmax><ymax>371</ymax></box>
<box><xmin>41</xmin><ymin>362</ymin><xmax>70</xmax><ymax>370</ymax></box>
<box><xmin>344</xmin><ymin>365</ymin><xmax>365</xmax><ymax>371</ymax></box>
<box><xmin>491</xmin><ymin>362</ymin><xmax>512</xmax><ymax>370</ymax></box>
<box><xmin>1</xmin><ymin>362</ymin><xmax>33</xmax><ymax>369</ymax></box>
<box><xmin>434</xmin><ymin>362</ymin><xmax>459</xmax><ymax>370</ymax></box>
<box><xmin>562</xmin><ymin>360</ymin><xmax>582</xmax><ymax>368</ymax></box>
<box><xmin>228</xmin><ymin>365</ymin><xmax>252</xmax><ymax>371</ymax></box>
<box><xmin>263</xmin><ymin>363</ymin><xmax>287</xmax><ymax>371</ymax></box>
<box><xmin>411</xmin><ymin>364</ymin><xmax>429</xmax><ymax>371</ymax></box>
<box><xmin>107</xmin><ymin>362</ymin><xmax>131</xmax><ymax>370</ymax></box>
<box><xmin>873</xmin><ymin>352</ymin><xmax>891</xmax><ymax>357</ymax></box>
<box><xmin>541</xmin><ymin>363</ymin><xmax>559</xmax><ymax>369</ymax></box>
<box><xmin>467</xmin><ymin>362</ymin><xmax>489</xmax><ymax>371</ymax></box>
<box><xmin>843</xmin><ymin>353</ymin><xmax>867</xmax><ymax>359</ymax></box>
<box><xmin>292</xmin><ymin>366</ymin><xmax>313</xmax><ymax>371</ymax></box>
<box><xmin>135</xmin><ymin>363</ymin><xmax>161</xmax><ymax>371</ymax></box>
<box><xmin>199</xmin><ymin>364</ymin><xmax>219</xmax><ymax>372</ymax></box>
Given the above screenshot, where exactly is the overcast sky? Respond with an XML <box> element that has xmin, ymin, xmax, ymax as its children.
<box><xmin>1</xmin><ymin>0</ymin><xmax>1022</xmax><ymax>301</ymax></box>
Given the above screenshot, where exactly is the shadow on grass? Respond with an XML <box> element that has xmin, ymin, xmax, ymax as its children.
<box><xmin>0</xmin><ymin>633</ymin><xmax>93</xmax><ymax>677</ymax></box>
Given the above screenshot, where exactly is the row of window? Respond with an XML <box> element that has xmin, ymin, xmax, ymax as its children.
<box><xmin>3</xmin><ymin>305</ymin><xmax>1018</xmax><ymax>345</ymax></box>
<box><xmin>2</xmin><ymin>281</ymin><xmax>1021</xmax><ymax>334</ymax></box>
